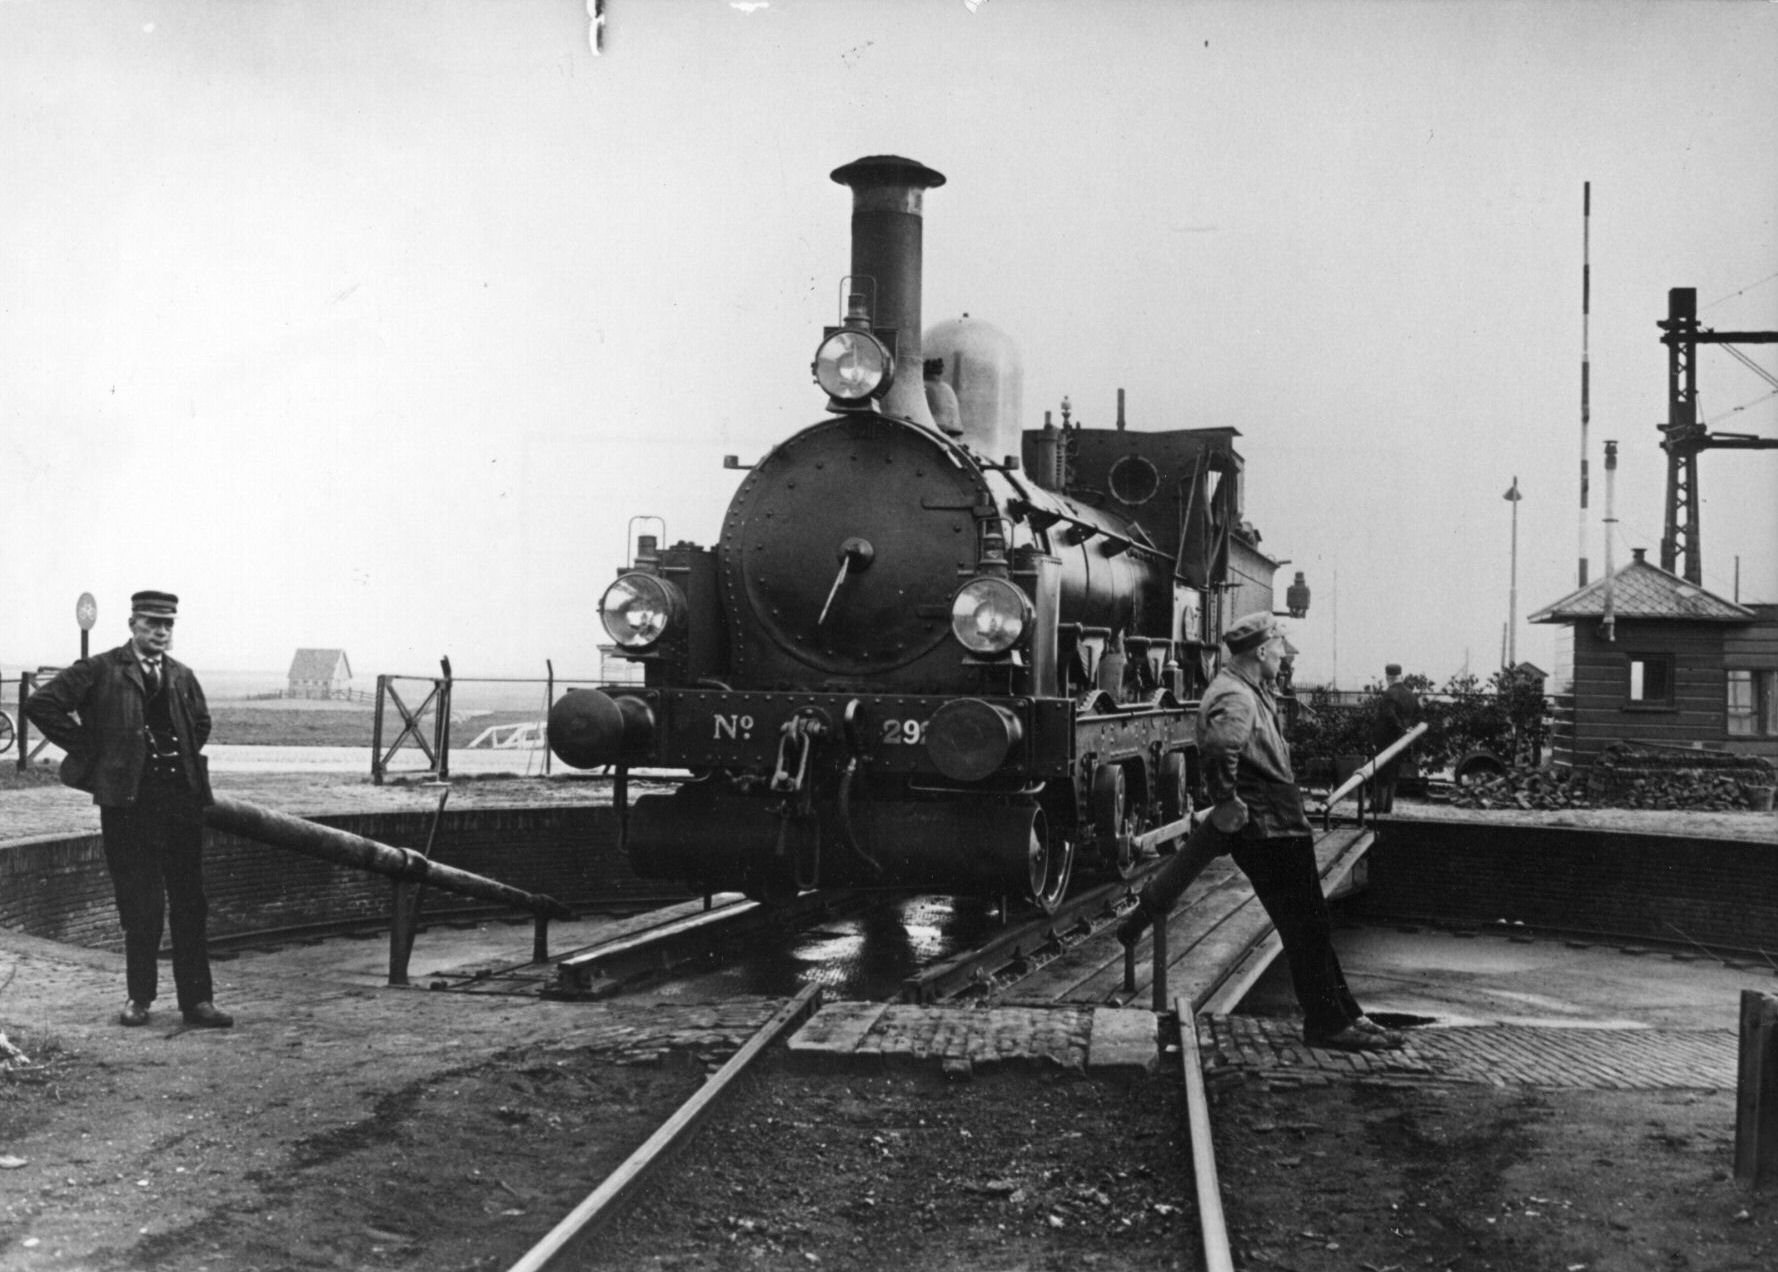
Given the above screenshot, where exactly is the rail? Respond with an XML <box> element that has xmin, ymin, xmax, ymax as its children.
<box><xmin>1177</xmin><ymin>998</ymin><xmax>1236</xmax><ymax>1272</ymax></box>
<box><xmin>1124</xmin><ymin>828</ymin><xmax>1373</xmax><ymax>1271</ymax></box>
<box><xmin>505</xmin><ymin>984</ymin><xmax>824</xmax><ymax>1272</ymax></box>
<box><xmin>548</xmin><ymin>891</ymin><xmax>855</xmax><ymax>1000</ymax></box>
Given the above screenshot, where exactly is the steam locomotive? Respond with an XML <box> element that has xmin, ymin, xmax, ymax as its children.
<box><xmin>548</xmin><ymin>155</ymin><xmax>1306</xmax><ymax>911</ymax></box>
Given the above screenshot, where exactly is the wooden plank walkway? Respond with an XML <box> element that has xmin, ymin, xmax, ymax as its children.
<box><xmin>1028</xmin><ymin>825</ymin><xmax>1375</xmax><ymax>1010</ymax></box>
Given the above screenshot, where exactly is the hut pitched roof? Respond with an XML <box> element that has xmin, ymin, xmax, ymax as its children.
<box><xmin>1528</xmin><ymin>554</ymin><xmax>1754</xmax><ymax>624</ymax></box>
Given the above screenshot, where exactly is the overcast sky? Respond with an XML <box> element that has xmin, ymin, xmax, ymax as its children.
<box><xmin>3</xmin><ymin>0</ymin><xmax>1774</xmax><ymax>691</ymax></box>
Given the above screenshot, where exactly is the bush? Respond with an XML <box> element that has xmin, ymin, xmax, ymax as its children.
<box><xmin>1287</xmin><ymin>668</ymin><xmax>1547</xmax><ymax>778</ymax></box>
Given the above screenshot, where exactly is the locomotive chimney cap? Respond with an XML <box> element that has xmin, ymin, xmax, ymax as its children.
<box><xmin>830</xmin><ymin>155</ymin><xmax>946</xmax><ymax>190</ymax></box>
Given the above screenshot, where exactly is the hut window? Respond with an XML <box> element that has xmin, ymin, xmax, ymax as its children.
<box><xmin>1727</xmin><ymin>669</ymin><xmax>1777</xmax><ymax>737</ymax></box>
<box><xmin>1626</xmin><ymin>655</ymin><xmax>1673</xmax><ymax>706</ymax></box>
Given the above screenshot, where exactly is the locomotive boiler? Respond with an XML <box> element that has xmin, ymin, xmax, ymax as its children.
<box><xmin>549</xmin><ymin>155</ymin><xmax>1301</xmax><ymax>911</ymax></box>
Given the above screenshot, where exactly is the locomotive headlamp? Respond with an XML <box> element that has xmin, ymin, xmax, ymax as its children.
<box><xmin>599</xmin><ymin>572</ymin><xmax>685</xmax><ymax>650</ymax></box>
<box><xmin>950</xmin><ymin>577</ymin><xmax>1030</xmax><ymax>655</ymax></box>
<box><xmin>812</xmin><ymin>329</ymin><xmax>894</xmax><ymax>402</ymax></box>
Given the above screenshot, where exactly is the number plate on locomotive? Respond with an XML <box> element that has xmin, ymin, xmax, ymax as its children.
<box><xmin>661</xmin><ymin>691</ymin><xmax>941</xmax><ymax>771</ymax></box>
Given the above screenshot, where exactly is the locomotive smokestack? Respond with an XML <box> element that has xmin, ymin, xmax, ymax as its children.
<box><xmin>831</xmin><ymin>155</ymin><xmax>946</xmax><ymax>429</ymax></box>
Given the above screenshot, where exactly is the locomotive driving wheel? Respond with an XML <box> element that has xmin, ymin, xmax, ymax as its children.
<box><xmin>1024</xmin><ymin>810</ymin><xmax>1075</xmax><ymax>915</ymax></box>
<box><xmin>1091</xmin><ymin>763</ymin><xmax>1141</xmax><ymax>880</ymax></box>
<box><xmin>1159</xmin><ymin>751</ymin><xmax>1192</xmax><ymax>852</ymax></box>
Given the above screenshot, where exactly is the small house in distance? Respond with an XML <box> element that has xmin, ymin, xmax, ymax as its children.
<box><xmin>1529</xmin><ymin>548</ymin><xmax>1778</xmax><ymax>768</ymax></box>
<box><xmin>287</xmin><ymin>649</ymin><xmax>353</xmax><ymax>700</ymax></box>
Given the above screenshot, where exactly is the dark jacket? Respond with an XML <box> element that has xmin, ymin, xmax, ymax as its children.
<box><xmin>23</xmin><ymin>644</ymin><xmax>213</xmax><ymax>807</ymax></box>
<box><xmin>1370</xmin><ymin>681</ymin><xmax>1421</xmax><ymax>749</ymax></box>
<box><xmin>1197</xmin><ymin>663</ymin><xmax>1313</xmax><ymax>839</ymax></box>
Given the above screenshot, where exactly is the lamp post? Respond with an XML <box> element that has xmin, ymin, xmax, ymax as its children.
<box><xmin>1503</xmin><ymin>477</ymin><xmax>1522</xmax><ymax>667</ymax></box>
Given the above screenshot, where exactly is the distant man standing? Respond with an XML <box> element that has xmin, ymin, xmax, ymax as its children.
<box><xmin>1117</xmin><ymin>612</ymin><xmax>1402</xmax><ymax>1053</ymax></box>
<box><xmin>25</xmin><ymin>591</ymin><xmax>233</xmax><ymax>1029</ymax></box>
<box><xmin>1369</xmin><ymin>664</ymin><xmax>1421</xmax><ymax>815</ymax></box>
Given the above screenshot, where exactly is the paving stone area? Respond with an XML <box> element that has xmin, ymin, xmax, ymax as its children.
<box><xmin>787</xmin><ymin>1001</ymin><xmax>1162</xmax><ymax>1075</ymax></box>
<box><xmin>784</xmin><ymin>1002</ymin><xmax>1740</xmax><ymax>1093</ymax></box>
<box><xmin>1201</xmin><ymin>1013</ymin><xmax>1739</xmax><ymax>1091</ymax></box>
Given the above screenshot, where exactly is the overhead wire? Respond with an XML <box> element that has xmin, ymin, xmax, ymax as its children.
<box><xmin>1604</xmin><ymin>515</ymin><xmax>1752</xmax><ymax>604</ymax></box>
<box><xmin>1686</xmin><ymin>296</ymin><xmax>1778</xmax><ymax>427</ymax></box>
<box><xmin>1701</xmin><ymin>269</ymin><xmax>1778</xmax><ymax>314</ymax></box>
<box><xmin>1722</xmin><ymin>343</ymin><xmax>1778</xmax><ymax>392</ymax></box>
<box><xmin>1701</xmin><ymin>387</ymin><xmax>1778</xmax><ymax>429</ymax></box>
<box><xmin>1701</xmin><ymin>344</ymin><xmax>1778</xmax><ymax>427</ymax></box>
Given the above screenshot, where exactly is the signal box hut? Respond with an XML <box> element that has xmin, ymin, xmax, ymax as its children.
<box><xmin>1529</xmin><ymin>548</ymin><xmax>1778</xmax><ymax>769</ymax></box>
<box><xmin>287</xmin><ymin>648</ymin><xmax>353</xmax><ymax>700</ymax></box>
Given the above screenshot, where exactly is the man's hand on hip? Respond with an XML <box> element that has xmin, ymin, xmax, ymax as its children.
<box><xmin>1209</xmin><ymin>798</ymin><xmax>1249</xmax><ymax>834</ymax></box>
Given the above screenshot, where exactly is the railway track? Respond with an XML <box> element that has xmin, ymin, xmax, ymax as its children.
<box><xmin>478</xmin><ymin>835</ymin><xmax>1371</xmax><ymax>1268</ymax></box>
<box><xmin>202</xmin><ymin>831</ymin><xmax>1373</xmax><ymax>1269</ymax></box>
<box><xmin>504</xmin><ymin>983</ymin><xmax>827</xmax><ymax>1272</ymax></box>
<box><xmin>497</xmin><ymin>982</ymin><xmax>1239</xmax><ymax>1272</ymax></box>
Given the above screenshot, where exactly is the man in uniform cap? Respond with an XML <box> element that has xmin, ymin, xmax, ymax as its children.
<box><xmin>1116</xmin><ymin>611</ymin><xmax>1403</xmax><ymax>1052</ymax></box>
<box><xmin>25</xmin><ymin>591</ymin><xmax>233</xmax><ymax>1028</ymax></box>
<box><xmin>1369</xmin><ymin>663</ymin><xmax>1421</xmax><ymax>815</ymax></box>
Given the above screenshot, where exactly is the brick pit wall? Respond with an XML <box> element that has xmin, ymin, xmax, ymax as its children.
<box><xmin>0</xmin><ymin>806</ymin><xmax>668</xmax><ymax>951</ymax></box>
<box><xmin>7</xmin><ymin>811</ymin><xmax>1776</xmax><ymax>957</ymax></box>
<box><xmin>1349</xmin><ymin>819</ymin><xmax>1778</xmax><ymax>953</ymax></box>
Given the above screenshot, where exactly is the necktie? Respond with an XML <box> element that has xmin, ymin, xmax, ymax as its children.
<box><xmin>145</xmin><ymin>660</ymin><xmax>161</xmax><ymax>695</ymax></box>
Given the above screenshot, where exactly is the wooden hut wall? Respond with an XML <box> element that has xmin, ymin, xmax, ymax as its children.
<box><xmin>1566</xmin><ymin>619</ymin><xmax>1728</xmax><ymax>764</ymax></box>
<box><xmin>1722</xmin><ymin>611</ymin><xmax>1778</xmax><ymax>763</ymax></box>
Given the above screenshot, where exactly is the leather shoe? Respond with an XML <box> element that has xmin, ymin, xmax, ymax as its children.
<box><xmin>181</xmin><ymin>1002</ymin><xmax>234</xmax><ymax>1029</ymax></box>
<box><xmin>1352</xmin><ymin>1015</ymin><xmax>1408</xmax><ymax>1046</ymax></box>
<box><xmin>118</xmin><ymin>1000</ymin><xmax>150</xmax><ymax>1027</ymax></box>
<box><xmin>1306</xmin><ymin>1024</ymin><xmax>1404</xmax><ymax>1053</ymax></box>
